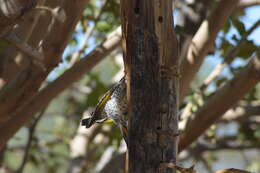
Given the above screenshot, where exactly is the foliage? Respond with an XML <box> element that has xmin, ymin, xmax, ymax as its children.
<box><xmin>0</xmin><ymin>0</ymin><xmax>259</xmax><ymax>173</ymax></box>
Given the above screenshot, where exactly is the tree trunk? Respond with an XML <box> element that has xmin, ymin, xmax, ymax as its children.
<box><xmin>120</xmin><ymin>0</ymin><xmax>179</xmax><ymax>172</ymax></box>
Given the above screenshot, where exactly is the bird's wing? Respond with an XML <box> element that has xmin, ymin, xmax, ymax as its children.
<box><xmin>84</xmin><ymin>84</ymin><xmax>118</xmax><ymax>128</ymax></box>
<box><xmin>82</xmin><ymin>77</ymin><xmax>125</xmax><ymax>128</ymax></box>
<box><xmin>94</xmin><ymin>88</ymin><xmax>115</xmax><ymax>116</ymax></box>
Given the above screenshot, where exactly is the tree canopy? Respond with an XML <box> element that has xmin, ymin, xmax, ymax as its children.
<box><xmin>0</xmin><ymin>0</ymin><xmax>259</xmax><ymax>173</ymax></box>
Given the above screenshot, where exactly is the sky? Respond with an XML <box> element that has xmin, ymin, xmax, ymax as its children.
<box><xmin>196</xmin><ymin>5</ymin><xmax>260</xmax><ymax>90</ymax></box>
<box><xmin>242</xmin><ymin>5</ymin><xmax>260</xmax><ymax>45</ymax></box>
<box><xmin>47</xmin><ymin>5</ymin><xmax>260</xmax><ymax>82</ymax></box>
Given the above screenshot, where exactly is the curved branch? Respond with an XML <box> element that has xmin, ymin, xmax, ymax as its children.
<box><xmin>179</xmin><ymin>55</ymin><xmax>260</xmax><ymax>151</ymax></box>
<box><xmin>236</xmin><ymin>0</ymin><xmax>260</xmax><ymax>12</ymax></box>
<box><xmin>0</xmin><ymin>0</ymin><xmax>90</xmax><ymax>124</ymax></box>
<box><xmin>0</xmin><ymin>28</ymin><xmax>121</xmax><ymax>150</ymax></box>
<box><xmin>200</xmin><ymin>20</ymin><xmax>260</xmax><ymax>90</ymax></box>
<box><xmin>180</xmin><ymin>0</ymin><xmax>239</xmax><ymax>100</ymax></box>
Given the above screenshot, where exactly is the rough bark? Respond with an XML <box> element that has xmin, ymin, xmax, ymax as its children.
<box><xmin>120</xmin><ymin>0</ymin><xmax>179</xmax><ymax>172</ymax></box>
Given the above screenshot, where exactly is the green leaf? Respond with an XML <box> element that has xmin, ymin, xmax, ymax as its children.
<box><xmin>232</xmin><ymin>19</ymin><xmax>246</xmax><ymax>35</ymax></box>
<box><xmin>222</xmin><ymin>19</ymin><xmax>231</xmax><ymax>33</ymax></box>
<box><xmin>220</xmin><ymin>38</ymin><xmax>233</xmax><ymax>57</ymax></box>
<box><xmin>69</xmin><ymin>36</ymin><xmax>78</xmax><ymax>46</ymax></box>
<box><xmin>238</xmin><ymin>124</ymin><xmax>258</xmax><ymax>142</ymax></box>
<box><xmin>231</xmin><ymin>34</ymin><xmax>239</xmax><ymax>42</ymax></box>
<box><xmin>237</xmin><ymin>40</ymin><xmax>258</xmax><ymax>59</ymax></box>
<box><xmin>96</xmin><ymin>21</ymin><xmax>112</xmax><ymax>32</ymax></box>
<box><xmin>29</xmin><ymin>153</ymin><xmax>40</xmax><ymax>166</ymax></box>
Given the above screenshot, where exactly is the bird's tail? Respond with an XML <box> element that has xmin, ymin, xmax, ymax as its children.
<box><xmin>81</xmin><ymin>118</ymin><xmax>94</xmax><ymax>128</ymax></box>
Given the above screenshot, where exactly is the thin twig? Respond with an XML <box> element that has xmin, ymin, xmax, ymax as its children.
<box><xmin>200</xmin><ymin>20</ymin><xmax>260</xmax><ymax>90</ymax></box>
<box><xmin>198</xmin><ymin>156</ymin><xmax>214</xmax><ymax>173</ymax></box>
<box><xmin>0</xmin><ymin>145</ymin><xmax>6</xmax><ymax>167</ymax></box>
<box><xmin>34</xmin><ymin>6</ymin><xmax>66</xmax><ymax>23</ymax></box>
<box><xmin>0</xmin><ymin>27</ymin><xmax>121</xmax><ymax>150</ymax></box>
<box><xmin>24</xmin><ymin>0</ymin><xmax>47</xmax><ymax>42</ymax></box>
<box><xmin>15</xmin><ymin>108</ymin><xmax>46</xmax><ymax>173</ymax></box>
<box><xmin>68</xmin><ymin>0</ymin><xmax>108</xmax><ymax>67</ymax></box>
<box><xmin>85</xmin><ymin>0</ymin><xmax>108</xmax><ymax>41</ymax></box>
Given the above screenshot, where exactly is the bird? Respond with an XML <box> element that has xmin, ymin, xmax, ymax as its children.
<box><xmin>81</xmin><ymin>77</ymin><xmax>128</xmax><ymax>144</ymax></box>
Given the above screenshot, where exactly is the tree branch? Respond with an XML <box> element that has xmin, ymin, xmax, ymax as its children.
<box><xmin>179</xmin><ymin>55</ymin><xmax>260</xmax><ymax>151</ymax></box>
<box><xmin>0</xmin><ymin>27</ymin><xmax>121</xmax><ymax>150</ymax></box>
<box><xmin>0</xmin><ymin>0</ymin><xmax>36</xmax><ymax>34</ymax></box>
<box><xmin>194</xmin><ymin>141</ymin><xmax>260</xmax><ymax>152</ymax></box>
<box><xmin>15</xmin><ymin>108</ymin><xmax>46</xmax><ymax>173</ymax></box>
<box><xmin>221</xmin><ymin>101</ymin><xmax>260</xmax><ymax>122</ymax></box>
<box><xmin>200</xmin><ymin>20</ymin><xmax>260</xmax><ymax>90</ymax></box>
<box><xmin>0</xmin><ymin>0</ymin><xmax>46</xmax><ymax>87</ymax></box>
<box><xmin>180</xmin><ymin>0</ymin><xmax>239</xmax><ymax>100</ymax></box>
<box><xmin>236</xmin><ymin>0</ymin><xmax>260</xmax><ymax>12</ymax></box>
<box><xmin>3</xmin><ymin>31</ymin><xmax>45</xmax><ymax>70</ymax></box>
<box><xmin>0</xmin><ymin>0</ymin><xmax>90</xmax><ymax>124</ymax></box>
<box><xmin>68</xmin><ymin>0</ymin><xmax>109</xmax><ymax>67</ymax></box>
